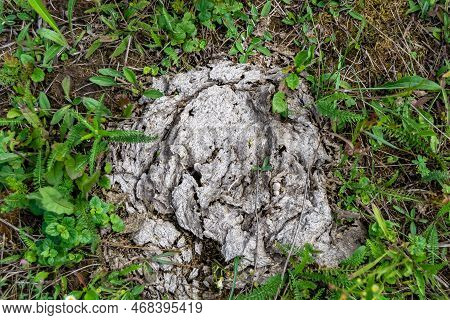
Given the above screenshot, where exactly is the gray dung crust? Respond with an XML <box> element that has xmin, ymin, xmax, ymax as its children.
<box><xmin>108</xmin><ymin>61</ymin><xmax>363</xmax><ymax>298</ymax></box>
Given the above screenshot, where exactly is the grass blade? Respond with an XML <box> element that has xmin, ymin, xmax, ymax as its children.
<box><xmin>28</xmin><ymin>0</ymin><xmax>61</xmax><ymax>33</ymax></box>
<box><xmin>37</xmin><ymin>28</ymin><xmax>68</xmax><ymax>47</ymax></box>
<box><xmin>68</xmin><ymin>0</ymin><xmax>76</xmax><ymax>32</ymax></box>
<box><xmin>110</xmin><ymin>35</ymin><xmax>131</xmax><ymax>59</ymax></box>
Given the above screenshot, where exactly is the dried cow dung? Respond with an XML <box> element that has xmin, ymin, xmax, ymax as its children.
<box><xmin>108</xmin><ymin>61</ymin><xmax>363</xmax><ymax>298</ymax></box>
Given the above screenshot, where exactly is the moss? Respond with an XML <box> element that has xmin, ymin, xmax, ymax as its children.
<box><xmin>361</xmin><ymin>0</ymin><xmax>407</xmax><ymax>24</ymax></box>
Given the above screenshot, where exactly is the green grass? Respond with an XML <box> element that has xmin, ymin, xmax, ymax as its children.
<box><xmin>0</xmin><ymin>0</ymin><xmax>448</xmax><ymax>300</ymax></box>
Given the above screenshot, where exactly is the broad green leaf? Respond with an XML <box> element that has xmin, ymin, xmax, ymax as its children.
<box><xmin>98</xmin><ymin>175</ymin><xmax>111</xmax><ymax>189</ymax></box>
<box><xmin>38</xmin><ymin>186</ymin><xmax>74</xmax><ymax>214</ymax></box>
<box><xmin>0</xmin><ymin>152</ymin><xmax>20</xmax><ymax>164</ymax></box>
<box><xmin>85</xmin><ymin>39</ymin><xmax>101</xmax><ymax>59</ymax></box>
<box><xmin>19</xmin><ymin>105</ymin><xmax>43</xmax><ymax>129</ymax></box>
<box><xmin>77</xmin><ymin>172</ymin><xmax>100</xmax><ymax>196</ymax></box>
<box><xmin>240</xmin><ymin>53</ymin><xmax>249</xmax><ymax>63</ymax></box>
<box><xmin>51</xmin><ymin>105</ymin><xmax>70</xmax><ymax>125</ymax></box>
<box><xmin>256</xmin><ymin>46</ymin><xmax>271</xmax><ymax>56</ymax></box>
<box><xmin>143</xmin><ymin>89</ymin><xmax>164</xmax><ymax>99</ymax></box>
<box><xmin>414</xmin><ymin>270</ymin><xmax>426</xmax><ymax>298</ymax></box>
<box><xmin>348</xmin><ymin>10</ymin><xmax>364</xmax><ymax>21</ymax></box>
<box><xmin>31</xmin><ymin>68</ymin><xmax>45</xmax><ymax>82</ymax></box>
<box><xmin>229</xmin><ymin>45</ymin><xmax>239</xmax><ymax>56</ymax></box>
<box><xmin>84</xmin><ymin>289</ymin><xmax>99</xmax><ymax>300</ymax></box>
<box><xmin>57</xmin><ymin>224</ymin><xmax>70</xmax><ymax>239</ymax></box>
<box><xmin>24</xmin><ymin>250</ymin><xmax>37</xmax><ymax>263</ymax></box>
<box><xmin>104</xmin><ymin>162</ymin><xmax>113</xmax><ymax>174</ymax></box>
<box><xmin>110</xmin><ymin>35</ymin><xmax>130</xmax><ymax>59</ymax></box>
<box><xmin>46</xmin><ymin>160</ymin><xmax>64</xmax><ymax>185</ymax></box>
<box><xmin>160</xmin><ymin>6</ymin><xmax>174</xmax><ymax>32</ymax></box>
<box><xmin>45</xmin><ymin>223</ymin><xmax>60</xmax><ymax>237</ymax></box>
<box><xmin>100</xmin><ymin>15</ymin><xmax>116</xmax><ymax>31</ymax></box>
<box><xmin>43</xmin><ymin>44</ymin><xmax>63</xmax><ymax>65</ymax></box>
<box><xmin>183</xmin><ymin>39</ymin><xmax>199</xmax><ymax>53</ymax></box>
<box><xmin>235</xmin><ymin>41</ymin><xmax>244</xmax><ymax>54</ymax></box>
<box><xmin>33</xmin><ymin>271</ymin><xmax>49</xmax><ymax>283</ymax></box>
<box><xmin>20</xmin><ymin>54</ymin><xmax>34</xmax><ymax>65</ymax></box>
<box><xmin>123</xmin><ymin>67</ymin><xmax>137</xmax><ymax>84</ymax></box>
<box><xmin>272</xmin><ymin>91</ymin><xmax>288</xmax><ymax>117</ymax></box>
<box><xmin>285</xmin><ymin>73</ymin><xmax>300</xmax><ymax>90</ymax></box>
<box><xmin>143</xmin><ymin>65</ymin><xmax>159</xmax><ymax>76</ymax></box>
<box><xmin>294</xmin><ymin>46</ymin><xmax>315</xmax><ymax>71</ymax></box>
<box><xmin>250</xmin><ymin>4</ymin><xmax>258</xmax><ymax>18</ymax></box>
<box><xmin>110</xmin><ymin>214</ymin><xmax>125</xmax><ymax>232</ymax></box>
<box><xmin>99</xmin><ymin>68</ymin><xmax>123</xmax><ymax>78</ymax></box>
<box><xmin>82</xmin><ymin>97</ymin><xmax>111</xmax><ymax>115</ymax></box>
<box><xmin>17</xmin><ymin>23</ymin><xmax>30</xmax><ymax>42</ymax></box>
<box><xmin>130</xmin><ymin>285</ymin><xmax>145</xmax><ymax>297</ymax></box>
<box><xmin>261</xmin><ymin>1</ymin><xmax>272</xmax><ymax>17</ymax></box>
<box><xmin>6</xmin><ymin>109</ymin><xmax>22</xmax><ymax>118</ymax></box>
<box><xmin>378</xmin><ymin>76</ymin><xmax>442</xmax><ymax>91</ymax></box>
<box><xmin>61</xmin><ymin>76</ymin><xmax>71</xmax><ymax>99</ymax></box>
<box><xmin>89</xmin><ymin>76</ymin><xmax>117</xmax><ymax>87</ymax></box>
<box><xmin>38</xmin><ymin>92</ymin><xmax>51</xmax><ymax>113</ymax></box>
<box><xmin>65</xmin><ymin>154</ymin><xmax>87</xmax><ymax>180</ymax></box>
<box><xmin>38</xmin><ymin>28</ymin><xmax>67</xmax><ymax>47</ymax></box>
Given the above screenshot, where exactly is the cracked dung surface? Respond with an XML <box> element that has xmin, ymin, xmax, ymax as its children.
<box><xmin>107</xmin><ymin>60</ymin><xmax>363</xmax><ymax>298</ymax></box>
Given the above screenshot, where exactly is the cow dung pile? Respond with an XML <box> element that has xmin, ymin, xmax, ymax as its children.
<box><xmin>106</xmin><ymin>61</ymin><xmax>364</xmax><ymax>299</ymax></box>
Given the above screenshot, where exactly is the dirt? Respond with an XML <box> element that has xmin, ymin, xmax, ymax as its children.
<box><xmin>314</xmin><ymin>0</ymin><xmax>446</xmax><ymax>86</ymax></box>
<box><xmin>0</xmin><ymin>208</ymin><xmax>19</xmax><ymax>240</ymax></box>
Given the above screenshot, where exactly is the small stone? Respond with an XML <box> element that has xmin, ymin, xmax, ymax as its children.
<box><xmin>194</xmin><ymin>242</ymin><xmax>203</xmax><ymax>255</ymax></box>
<box><xmin>273</xmin><ymin>182</ymin><xmax>281</xmax><ymax>196</ymax></box>
<box><xmin>189</xmin><ymin>268</ymin><xmax>199</xmax><ymax>280</ymax></box>
<box><xmin>177</xmin><ymin>236</ymin><xmax>186</xmax><ymax>248</ymax></box>
<box><xmin>181</xmin><ymin>248</ymin><xmax>193</xmax><ymax>263</ymax></box>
